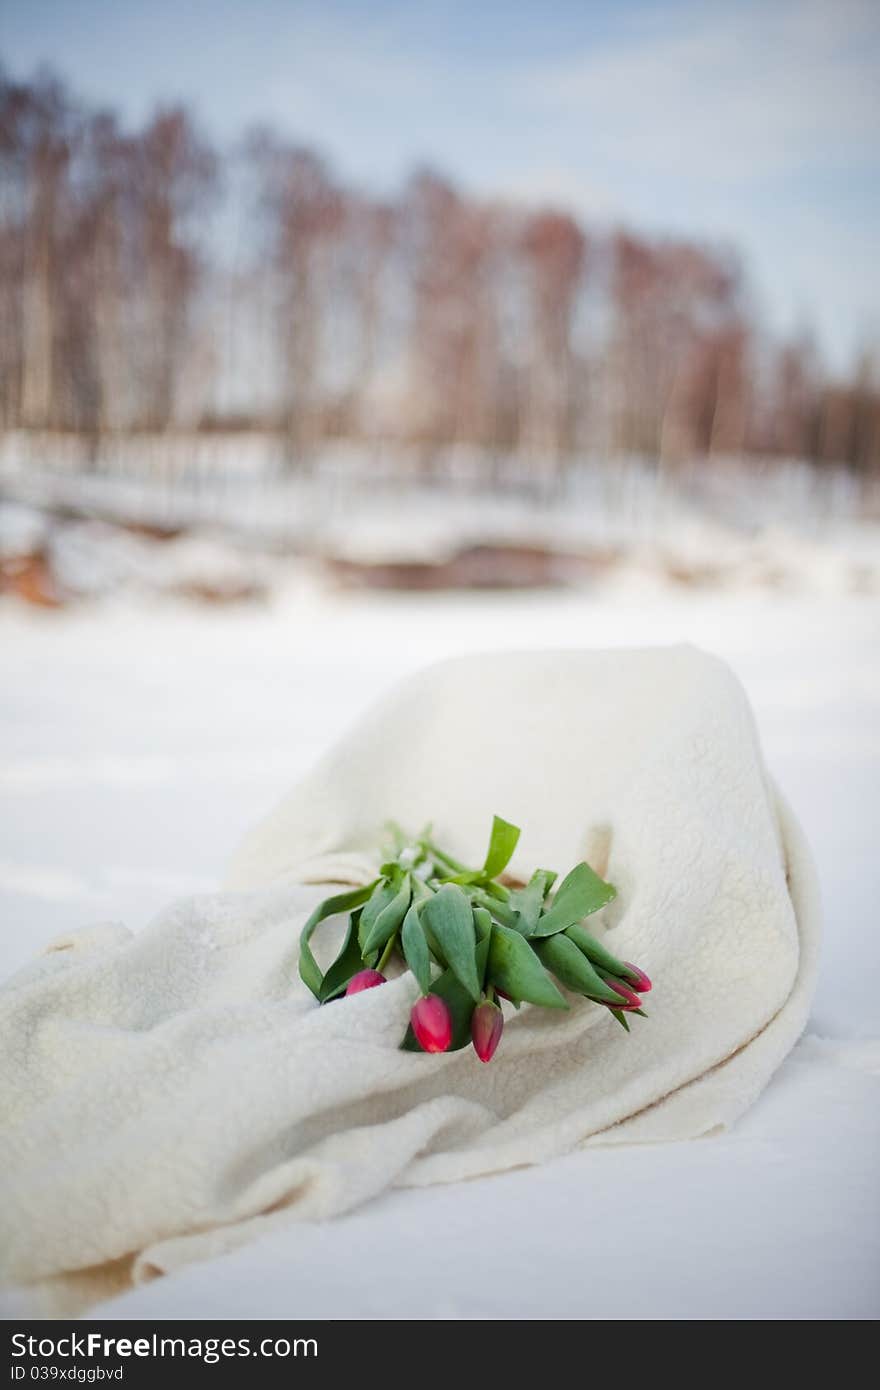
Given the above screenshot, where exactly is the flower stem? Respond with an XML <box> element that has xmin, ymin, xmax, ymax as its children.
<box><xmin>376</xmin><ymin>931</ymin><xmax>398</xmax><ymax>974</ymax></box>
<box><xmin>421</xmin><ymin>839</ymin><xmax>469</xmax><ymax>874</ymax></box>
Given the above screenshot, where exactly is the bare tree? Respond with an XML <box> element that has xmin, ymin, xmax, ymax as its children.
<box><xmin>133</xmin><ymin>107</ymin><xmax>216</xmax><ymax>429</ymax></box>
<box><xmin>80</xmin><ymin>112</ymin><xmax>136</xmax><ymax>432</ymax></box>
<box><xmin>0</xmin><ymin>72</ymin><xmax>74</xmax><ymax>428</ymax></box>
<box><xmin>611</xmin><ymin>233</ymin><xmax>747</xmax><ymax>467</ymax></box>
<box><xmin>1</xmin><ymin>67</ymin><xmax>878</xmax><ymax>480</ymax></box>
<box><xmin>400</xmin><ymin>171</ymin><xmax>503</xmax><ymax>466</ymax></box>
<box><xmin>519</xmin><ymin>210</ymin><xmax>585</xmax><ymax>477</ymax></box>
<box><xmin>346</xmin><ymin>196</ymin><xmax>394</xmax><ymax>435</ymax></box>
<box><xmin>249</xmin><ymin>133</ymin><xmax>344</xmax><ymax>464</ymax></box>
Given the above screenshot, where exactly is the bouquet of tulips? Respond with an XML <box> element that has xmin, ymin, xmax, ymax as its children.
<box><xmin>299</xmin><ymin>816</ymin><xmax>651</xmax><ymax>1062</ymax></box>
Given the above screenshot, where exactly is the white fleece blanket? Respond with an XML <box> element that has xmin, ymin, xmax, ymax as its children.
<box><xmin>0</xmin><ymin>646</ymin><xmax>821</xmax><ymax>1315</ymax></box>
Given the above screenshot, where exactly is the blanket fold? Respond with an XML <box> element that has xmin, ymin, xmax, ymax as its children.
<box><xmin>0</xmin><ymin>646</ymin><xmax>821</xmax><ymax>1314</ymax></box>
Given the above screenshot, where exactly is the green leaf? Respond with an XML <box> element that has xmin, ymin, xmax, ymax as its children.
<box><xmin>421</xmin><ymin>884</ymin><xmax>481</xmax><ymax>1003</ymax></box>
<box><xmin>469</xmin><ymin>888</ymin><xmax>520</xmax><ymax>928</ymax></box>
<box><xmin>509</xmin><ymin>868</ymin><xmax>557</xmax><ymax>936</ymax></box>
<box><xmin>487</xmin><ymin>923</ymin><xmax>568</xmax><ymax>1010</ymax></box>
<box><xmin>481</xmin><ymin>880</ymin><xmax>512</xmax><ymax>902</ymax></box>
<box><xmin>435</xmin><ymin>871</ymin><xmax>514</xmax><ymax>892</ymax></box>
<box><xmin>360</xmin><ymin>872</ymin><xmax>411</xmax><ymax>956</ymax></box>
<box><xmin>472</xmin><ymin>905</ymin><xmax>493</xmax><ymax>942</ymax></box>
<box><xmin>357</xmin><ymin>877</ymin><xmax>395</xmax><ymax>950</ymax></box>
<box><xmin>471</xmin><ymin>908</ymin><xmax>492</xmax><ymax>989</ymax></box>
<box><xmin>481</xmin><ymin>815</ymin><xmax>521</xmax><ymax>879</ymax></box>
<box><xmin>534</xmin><ymin>932</ymin><xmax>625</xmax><ymax>1005</ymax></box>
<box><xmin>401</xmin><ymin>902</ymin><xmax>433</xmax><ymax>995</ymax></box>
<box><xmin>564</xmin><ymin>922</ymin><xmax>629</xmax><ymax>977</ymax></box>
<box><xmin>609</xmin><ymin>1007</ymin><xmax>630</xmax><ymax>1032</ymax></box>
<box><xmin>401</xmin><ymin>936</ymin><xmax>490</xmax><ymax>1051</ymax></box>
<box><xmin>418</xmin><ymin>903</ymin><xmax>448</xmax><ymax>968</ymax></box>
<box><xmin>319</xmin><ymin>911</ymin><xmax>367</xmax><ymax>1002</ymax></box>
<box><xmin>531</xmin><ymin>862</ymin><xmax>616</xmax><ymax>937</ymax></box>
<box><xmin>298</xmin><ymin>881</ymin><xmax>380</xmax><ymax>999</ymax></box>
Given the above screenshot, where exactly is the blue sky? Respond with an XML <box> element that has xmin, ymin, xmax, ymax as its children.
<box><xmin>3</xmin><ymin>0</ymin><xmax>879</xmax><ymax>371</ymax></box>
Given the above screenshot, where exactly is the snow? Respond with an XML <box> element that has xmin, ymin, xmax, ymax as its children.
<box><xmin>1</xmin><ymin>573</ymin><xmax>878</xmax><ymax>1319</ymax></box>
<box><xmin>92</xmin><ymin>1037</ymin><xmax>880</xmax><ymax>1321</ymax></box>
<box><xmin>0</xmin><ymin>502</ymin><xmax>50</xmax><ymax>559</ymax></box>
<box><xmin>3</xmin><ymin>442</ymin><xmax>880</xmax><ymax>595</ymax></box>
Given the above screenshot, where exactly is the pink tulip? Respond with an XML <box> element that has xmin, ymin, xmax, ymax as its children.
<box><xmin>471</xmin><ymin>1000</ymin><xmax>504</xmax><ymax>1063</ymax></box>
<box><xmin>345</xmin><ymin>969</ymin><xmax>386</xmax><ymax>995</ymax></box>
<box><xmin>622</xmin><ymin>962</ymin><xmax>652</xmax><ymax>993</ymax></box>
<box><xmin>410</xmin><ymin>994</ymin><xmax>453</xmax><ymax>1053</ymax></box>
<box><xmin>606</xmin><ymin>978</ymin><xmax>642</xmax><ymax>1010</ymax></box>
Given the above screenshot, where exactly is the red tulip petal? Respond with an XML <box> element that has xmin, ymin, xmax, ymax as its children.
<box><xmin>345</xmin><ymin>969</ymin><xmax>387</xmax><ymax>995</ymax></box>
<box><xmin>410</xmin><ymin>994</ymin><xmax>453</xmax><ymax>1052</ymax></box>
<box><xmin>471</xmin><ymin>1000</ymin><xmax>504</xmax><ymax>1062</ymax></box>
<box><xmin>622</xmin><ymin>962</ymin><xmax>652</xmax><ymax>993</ymax></box>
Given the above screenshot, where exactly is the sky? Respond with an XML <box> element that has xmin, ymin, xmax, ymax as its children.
<box><xmin>3</xmin><ymin>0</ymin><xmax>879</xmax><ymax>372</ymax></box>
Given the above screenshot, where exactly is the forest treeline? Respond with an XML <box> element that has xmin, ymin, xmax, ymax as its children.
<box><xmin>1</xmin><ymin>67</ymin><xmax>878</xmax><ymax>474</ymax></box>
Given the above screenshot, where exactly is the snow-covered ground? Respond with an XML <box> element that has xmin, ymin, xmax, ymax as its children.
<box><xmin>4</xmin><ymin>441</ymin><xmax>880</xmax><ymax>597</ymax></box>
<box><xmin>2</xmin><ymin>576</ymin><xmax>878</xmax><ymax>1318</ymax></box>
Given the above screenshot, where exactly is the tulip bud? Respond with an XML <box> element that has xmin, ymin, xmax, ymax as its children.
<box><xmin>622</xmin><ymin>962</ymin><xmax>652</xmax><ymax>993</ymax></box>
<box><xmin>471</xmin><ymin>1000</ymin><xmax>503</xmax><ymax>1063</ymax></box>
<box><xmin>605</xmin><ymin>978</ymin><xmax>642</xmax><ymax>1010</ymax></box>
<box><xmin>410</xmin><ymin>994</ymin><xmax>453</xmax><ymax>1053</ymax></box>
<box><xmin>345</xmin><ymin>969</ymin><xmax>387</xmax><ymax>995</ymax></box>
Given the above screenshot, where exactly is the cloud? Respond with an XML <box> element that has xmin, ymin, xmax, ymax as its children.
<box><xmin>491</xmin><ymin>166</ymin><xmax>621</xmax><ymax>220</ymax></box>
<box><xmin>512</xmin><ymin>0</ymin><xmax>880</xmax><ymax>183</ymax></box>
